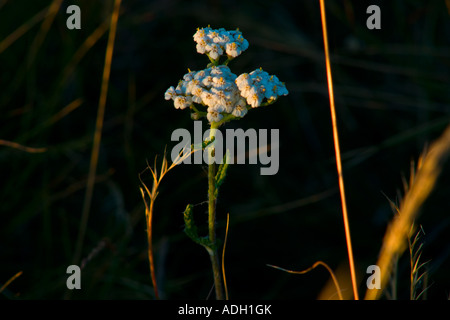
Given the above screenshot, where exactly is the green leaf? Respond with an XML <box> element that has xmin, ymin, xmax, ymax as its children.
<box><xmin>183</xmin><ymin>204</ymin><xmax>198</xmax><ymax>241</ymax></box>
<box><xmin>215</xmin><ymin>150</ymin><xmax>230</xmax><ymax>196</ymax></box>
<box><xmin>183</xmin><ymin>204</ymin><xmax>215</xmax><ymax>250</ymax></box>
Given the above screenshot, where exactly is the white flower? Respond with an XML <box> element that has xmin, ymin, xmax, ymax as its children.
<box><xmin>212</xmin><ymin>76</ymin><xmax>234</xmax><ymax>91</ymax></box>
<box><xmin>231</xmin><ymin>98</ymin><xmax>248</xmax><ymax>117</ymax></box>
<box><xmin>225</xmin><ymin>42</ymin><xmax>241</xmax><ymax>58</ymax></box>
<box><xmin>201</xmin><ymin>90</ymin><xmax>216</xmax><ymax>108</ymax></box>
<box><xmin>207</xmin><ymin>43</ymin><xmax>223</xmax><ymax>60</ymax></box>
<box><xmin>164</xmin><ymin>86</ymin><xmax>177</xmax><ymax>100</ymax></box>
<box><xmin>247</xmin><ymin>92</ymin><xmax>264</xmax><ymax>108</ymax></box>
<box><xmin>183</xmin><ymin>70</ymin><xmax>196</xmax><ymax>81</ymax></box>
<box><xmin>239</xmin><ymin>83</ymin><xmax>254</xmax><ymax>98</ymax></box>
<box><xmin>209</xmin><ymin>65</ymin><xmax>225</xmax><ymax>76</ymax></box>
<box><xmin>212</xmin><ymin>32</ymin><xmax>230</xmax><ymax>44</ymax></box>
<box><xmin>235</xmin><ymin>73</ymin><xmax>249</xmax><ymax>87</ymax></box>
<box><xmin>200</xmin><ymin>75</ymin><xmax>213</xmax><ymax>86</ymax></box>
<box><xmin>236</xmin><ymin>68</ymin><xmax>288</xmax><ymax>107</ymax></box>
<box><xmin>193</xmin><ymin>27</ymin><xmax>249</xmax><ymax>59</ymax></box>
<box><xmin>208</xmin><ymin>102</ymin><xmax>225</xmax><ymax>113</ymax></box>
<box><xmin>223</xmin><ymin>99</ymin><xmax>235</xmax><ymax>113</ymax></box>
<box><xmin>174</xmin><ymin>96</ymin><xmax>192</xmax><ymax>110</ymax></box>
<box><xmin>194</xmin><ymin>69</ymin><xmax>209</xmax><ymax>80</ymax></box>
<box><xmin>196</xmin><ymin>40</ymin><xmax>208</xmax><ymax>54</ymax></box>
<box><xmin>207</xmin><ymin>110</ymin><xmax>223</xmax><ymax>123</ymax></box>
<box><xmin>191</xmin><ymin>86</ymin><xmax>205</xmax><ymax>104</ymax></box>
<box><xmin>225</xmin><ymin>30</ymin><xmax>249</xmax><ymax>58</ymax></box>
<box><xmin>193</xmin><ymin>27</ymin><xmax>210</xmax><ymax>42</ymax></box>
<box><xmin>175</xmin><ymin>80</ymin><xmax>188</xmax><ymax>95</ymax></box>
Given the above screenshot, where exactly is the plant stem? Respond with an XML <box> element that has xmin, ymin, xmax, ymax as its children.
<box><xmin>207</xmin><ymin>122</ymin><xmax>224</xmax><ymax>300</ymax></box>
<box><xmin>147</xmin><ymin>196</ymin><xmax>159</xmax><ymax>299</ymax></box>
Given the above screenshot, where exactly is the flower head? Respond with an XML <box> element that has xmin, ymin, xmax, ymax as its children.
<box><xmin>165</xmin><ymin>27</ymin><xmax>288</xmax><ymax>124</ymax></box>
<box><xmin>165</xmin><ymin>65</ymin><xmax>247</xmax><ymax>123</ymax></box>
<box><xmin>235</xmin><ymin>68</ymin><xmax>288</xmax><ymax>108</ymax></box>
<box><xmin>193</xmin><ymin>27</ymin><xmax>249</xmax><ymax>60</ymax></box>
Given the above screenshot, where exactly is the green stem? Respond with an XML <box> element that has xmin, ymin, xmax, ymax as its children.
<box><xmin>206</xmin><ymin>53</ymin><xmax>219</xmax><ymax>66</ymax></box>
<box><xmin>207</xmin><ymin>122</ymin><xmax>224</xmax><ymax>300</ymax></box>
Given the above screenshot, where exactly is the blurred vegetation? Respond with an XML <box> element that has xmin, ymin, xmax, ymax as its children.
<box><xmin>1</xmin><ymin>0</ymin><xmax>449</xmax><ymax>299</ymax></box>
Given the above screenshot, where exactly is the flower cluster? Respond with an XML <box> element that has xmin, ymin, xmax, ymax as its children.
<box><xmin>165</xmin><ymin>65</ymin><xmax>247</xmax><ymax>122</ymax></box>
<box><xmin>193</xmin><ymin>27</ymin><xmax>249</xmax><ymax>60</ymax></box>
<box><xmin>235</xmin><ymin>69</ymin><xmax>289</xmax><ymax>108</ymax></box>
<box><xmin>165</xmin><ymin>27</ymin><xmax>288</xmax><ymax>124</ymax></box>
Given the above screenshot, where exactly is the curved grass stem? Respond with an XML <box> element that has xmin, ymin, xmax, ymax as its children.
<box><xmin>267</xmin><ymin>261</ymin><xmax>343</xmax><ymax>300</ymax></box>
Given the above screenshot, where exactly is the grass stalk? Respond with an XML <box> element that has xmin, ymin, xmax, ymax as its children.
<box><xmin>365</xmin><ymin>125</ymin><xmax>450</xmax><ymax>300</ymax></box>
<box><xmin>222</xmin><ymin>213</ymin><xmax>230</xmax><ymax>300</ymax></box>
<box><xmin>72</xmin><ymin>0</ymin><xmax>122</xmax><ymax>267</ymax></box>
<box><xmin>319</xmin><ymin>0</ymin><xmax>359</xmax><ymax>300</ymax></box>
<box><xmin>0</xmin><ymin>140</ymin><xmax>47</xmax><ymax>153</ymax></box>
<box><xmin>140</xmin><ymin>147</ymin><xmax>198</xmax><ymax>299</ymax></box>
<box><xmin>0</xmin><ymin>271</ymin><xmax>23</xmax><ymax>294</ymax></box>
<box><xmin>138</xmin><ymin>163</ymin><xmax>163</xmax><ymax>299</ymax></box>
<box><xmin>0</xmin><ymin>7</ymin><xmax>47</xmax><ymax>54</ymax></box>
<box><xmin>409</xmin><ymin>224</ymin><xmax>429</xmax><ymax>300</ymax></box>
<box><xmin>267</xmin><ymin>261</ymin><xmax>344</xmax><ymax>300</ymax></box>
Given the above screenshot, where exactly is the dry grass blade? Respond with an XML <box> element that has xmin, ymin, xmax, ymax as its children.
<box><xmin>139</xmin><ymin>147</ymin><xmax>196</xmax><ymax>299</ymax></box>
<box><xmin>0</xmin><ymin>271</ymin><xmax>23</xmax><ymax>294</ymax></box>
<box><xmin>267</xmin><ymin>261</ymin><xmax>343</xmax><ymax>300</ymax></box>
<box><xmin>0</xmin><ymin>7</ymin><xmax>47</xmax><ymax>54</ymax></box>
<box><xmin>365</xmin><ymin>125</ymin><xmax>450</xmax><ymax>300</ymax></box>
<box><xmin>222</xmin><ymin>213</ymin><xmax>230</xmax><ymax>300</ymax></box>
<box><xmin>26</xmin><ymin>0</ymin><xmax>63</xmax><ymax>69</ymax></box>
<box><xmin>409</xmin><ymin>224</ymin><xmax>430</xmax><ymax>300</ymax></box>
<box><xmin>72</xmin><ymin>0</ymin><xmax>122</xmax><ymax>268</ymax></box>
<box><xmin>60</xmin><ymin>19</ymin><xmax>111</xmax><ymax>88</ymax></box>
<box><xmin>45</xmin><ymin>98</ymin><xmax>84</xmax><ymax>126</ymax></box>
<box><xmin>0</xmin><ymin>139</ymin><xmax>47</xmax><ymax>153</ymax></box>
<box><xmin>14</xmin><ymin>99</ymin><xmax>83</xmax><ymax>143</ymax></box>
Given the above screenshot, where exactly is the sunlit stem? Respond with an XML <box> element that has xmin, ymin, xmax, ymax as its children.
<box><xmin>207</xmin><ymin>121</ymin><xmax>224</xmax><ymax>300</ymax></box>
<box><xmin>206</xmin><ymin>53</ymin><xmax>219</xmax><ymax>66</ymax></box>
<box><xmin>223</xmin><ymin>56</ymin><xmax>234</xmax><ymax>65</ymax></box>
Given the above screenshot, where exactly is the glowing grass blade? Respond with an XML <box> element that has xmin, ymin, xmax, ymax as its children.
<box><xmin>0</xmin><ymin>271</ymin><xmax>23</xmax><ymax>294</ymax></box>
<box><xmin>139</xmin><ymin>147</ymin><xmax>198</xmax><ymax>299</ymax></box>
<box><xmin>319</xmin><ymin>0</ymin><xmax>359</xmax><ymax>300</ymax></box>
<box><xmin>365</xmin><ymin>127</ymin><xmax>450</xmax><ymax>299</ymax></box>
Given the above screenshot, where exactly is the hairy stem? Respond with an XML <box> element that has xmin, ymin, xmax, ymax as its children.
<box><xmin>207</xmin><ymin>123</ymin><xmax>224</xmax><ymax>300</ymax></box>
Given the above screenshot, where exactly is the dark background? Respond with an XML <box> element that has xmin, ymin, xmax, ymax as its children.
<box><xmin>1</xmin><ymin>0</ymin><xmax>449</xmax><ymax>299</ymax></box>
